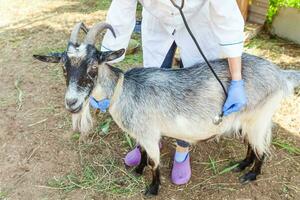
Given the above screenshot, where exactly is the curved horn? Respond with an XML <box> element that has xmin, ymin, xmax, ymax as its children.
<box><xmin>69</xmin><ymin>22</ymin><xmax>88</xmax><ymax>45</ymax></box>
<box><xmin>84</xmin><ymin>23</ymin><xmax>116</xmax><ymax>46</ymax></box>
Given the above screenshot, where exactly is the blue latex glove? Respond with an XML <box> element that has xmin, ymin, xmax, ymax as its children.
<box><xmin>222</xmin><ymin>80</ymin><xmax>247</xmax><ymax>116</ymax></box>
<box><xmin>89</xmin><ymin>97</ymin><xmax>110</xmax><ymax>113</ymax></box>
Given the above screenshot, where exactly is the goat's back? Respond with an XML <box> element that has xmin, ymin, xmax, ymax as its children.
<box><xmin>114</xmin><ymin>53</ymin><xmax>287</xmax><ymax>137</ymax></box>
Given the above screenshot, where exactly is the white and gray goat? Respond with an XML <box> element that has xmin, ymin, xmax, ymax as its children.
<box><xmin>34</xmin><ymin>22</ymin><xmax>300</xmax><ymax>196</ymax></box>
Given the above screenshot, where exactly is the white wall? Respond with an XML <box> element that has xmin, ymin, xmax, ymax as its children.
<box><xmin>272</xmin><ymin>7</ymin><xmax>300</xmax><ymax>44</ymax></box>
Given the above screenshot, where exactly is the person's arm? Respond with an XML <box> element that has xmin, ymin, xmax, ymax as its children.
<box><xmin>209</xmin><ymin>0</ymin><xmax>246</xmax><ymax>115</ymax></box>
<box><xmin>228</xmin><ymin>57</ymin><xmax>242</xmax><ymax>80</ymax></box>
<box><xmin>209</xmin><ymin>0</ymin><xmax>244</xmax><ymax>78</ymax></box>
<box><xmin>209</xmin><ymin>0</ymin><xmax>244</xmax><ymax>58</ymax></box>
<box><xmin>101</xmin><ymin>0</ymin><xmax>138</xmax><ymax>63</ymax></box>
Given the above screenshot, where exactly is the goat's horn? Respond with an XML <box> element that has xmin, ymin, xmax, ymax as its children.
<box><xmin>84</xmin><ymin>23</ymin><xmax>116</xmax><ymax>46</ymax></box>
<box><xmin>69</xmin><ymin>22</ymin><xmax>88</xmax><ymax>45</ymax></box>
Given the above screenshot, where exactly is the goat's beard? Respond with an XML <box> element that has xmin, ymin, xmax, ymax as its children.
<box><xmin>71</xmin><ymin>99</ymin><xmax>93</xmax><ymax>134</ymax></box>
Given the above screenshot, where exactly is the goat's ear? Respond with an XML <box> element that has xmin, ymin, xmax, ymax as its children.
<box><xmin>99</xmin><ymin>49</ymin><xmax>125</xmax><ymax>62</ymax></box>
<box><xmin>33</xmin><ymin>54</ymin><xmax>62</xmax><ymax>63</ymax></box>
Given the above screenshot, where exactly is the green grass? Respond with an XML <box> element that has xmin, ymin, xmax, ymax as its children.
<box><xmin>123</xmin><ymin>51</ymin><xmax>143</xmax><ymax>64</ymax></box>
<box><xmin>47</xmin><ymin>158</ymin><xmax>145</xmax><ymax>197</ymax></box>
<box><xmin>80</xmin><ymin>0</ymin><xmax>143</xmax><ymax>19</ymax></box>
<box><xmin>118</xmin><ymin>33</ymin><xmax>143</xmax><ymax>69</ymax></box>
<box><xmin>218</xmin><ymin>163</ymin><xmax>239</xmax><ymax>175</ymax></box>
<box><xmin>96</xmin><ymin>118</ymin><xmax>112</xmax><ymax>135</ymax></box>
<box><xmin>0</xmin><ymin>95</ymin><xmax>15</xmax><ymax>109</ymax></box>
<box><xmin>191</xmin><ymin>161</ymin><xmax>240</xmax><ymax>190</ymax></box>
<box><xmin>244</xmin><ymin>33</ymin><xmax>290</xmax><ymax>59</ymax></box>
<box><xmin>124</xmin><ymin>132</ymin><xmax>135</xmax><ymax>149</ymax></box>
<box><xmin>0</xmin><ymin>190</ymin><xmax>7</xmax><ymax>200</ymax></box>
<box><xmin>208</xmin><ymin>156</ymin><xmax>218</xmax><ymax>175</ymax></box>
<box><xmin>48</xmin><ymin>111</ymin><xmax>144</xmax><ymax>198</ymax></box>
<box><xmin>33</xmin><ymin>46</ymin><xmax>66</xmax><ymax>56</ymax></box>
<box><xmin>71</xmin><ymin>132</ymin><xmax>81</xmax><ymax>141</ymax></box>
<box><xmin>203</xmin><ymin>158</ymin><xmax>239</xmax><ymax>176</ymax></box>
<box><xmin>272</xmin><ymin>139</ymin><xmax>300</xmax><ymax>155</ymax></box>
<box><xmin>245</xmin><ymin>34</ymin><xmax>281</xmax><ymax>51</ymax></box>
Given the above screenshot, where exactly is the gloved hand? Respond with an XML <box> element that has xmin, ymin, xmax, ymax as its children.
<box><xmin>222</xmin><ymin>80</ymin><xmax>247</xmax><ymax>116</ymax></box>
<box><xmin>89</xmin><ymin>97</ymin><xmax>110</xmax><ymax>113</ymax></box>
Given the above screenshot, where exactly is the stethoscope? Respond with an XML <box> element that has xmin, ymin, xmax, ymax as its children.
<box><xmin>170</xmin><ymin>0</ymin><xmax>227</xmax><ymax>125</ymax></box>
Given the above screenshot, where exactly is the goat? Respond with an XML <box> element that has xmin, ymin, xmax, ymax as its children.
<box><xmin>33</xmin><ymin>22</ymin><xmax>300</xmax><ymax>196</ymax></box>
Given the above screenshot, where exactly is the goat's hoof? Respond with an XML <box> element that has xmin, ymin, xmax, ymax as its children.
<box><xmin>239</xmin><ymin>172</ymin><xmax>257</xmax><ymax>184</ymax></box>
<box><xmin>133</xmin><ymin>167</ymin><xmax>144</xmax><ymax>176</ymax></box>
<box><xmin>232</xmin><ymin>166</ymin><xmax>243</xmax><ymax>173</ymax></box>
<box><xmin>232</xmin><ymin>161</ymin><xmax>248</xmax><ymax>173</ymax></box>
<box><xmin>144</xmin><ymin>184</ymin><xmax>159</xmax><ymax>197</ymax></box>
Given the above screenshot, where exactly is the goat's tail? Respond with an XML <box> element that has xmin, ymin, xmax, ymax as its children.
<box><xmin>282</xmin><ymin>69</ymin><xmax>300</xmax><ymax>89</ymax></box>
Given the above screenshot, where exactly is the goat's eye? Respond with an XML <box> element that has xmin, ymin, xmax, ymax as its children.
<box><xmin>87</xmin><ymin>64</ymin><xmax>98</xmax><ymax>78</ymax></box>
<box><xmin>88</xmin><ymin>65</ymin><xmax>98</xmax><ymax>75</ymax></box>
<box><xmin>89</xmin><ymin>60</ymin><xmax>98</xmax><ymax>69</ymax></box>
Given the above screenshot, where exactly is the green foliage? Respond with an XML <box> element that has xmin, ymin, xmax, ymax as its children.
<box><xmin>267</xmin><ymin>0</ymin><xmax>300</xmax><ymax>23</ymax></box>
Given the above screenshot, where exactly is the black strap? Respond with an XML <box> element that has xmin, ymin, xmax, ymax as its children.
<box><xmin>170</xmin><ymin>0</ymin><xmax>228</xmax><ymax>118</ymax></box>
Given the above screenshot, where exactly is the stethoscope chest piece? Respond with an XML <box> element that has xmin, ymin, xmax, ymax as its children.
<box><xmin>213</xmin><ymin>114</ymin><xmax>223</xmax><ymax>125</ymax></box>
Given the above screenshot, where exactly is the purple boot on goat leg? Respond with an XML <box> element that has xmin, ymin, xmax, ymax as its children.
<box><xmin>171</xmin><ymin>154</ymin><xmax>191</xmax><ymax>185</ymax></box>
<box><xmin>124</xmin><ymin>146</ymin><xmax>142</xmax><ymax>167</ymax></box>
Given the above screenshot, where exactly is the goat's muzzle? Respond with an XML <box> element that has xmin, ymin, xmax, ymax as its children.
<box><xmin>66</xmin><ymin>100</ymin><xmax>83</xmax><ymax>113</ymax></box>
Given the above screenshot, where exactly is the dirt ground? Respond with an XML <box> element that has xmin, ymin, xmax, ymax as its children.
<box><xmin>0</xmin><ymin>1</ymin><xmax>299</xmax><ymax>200</ymax></box>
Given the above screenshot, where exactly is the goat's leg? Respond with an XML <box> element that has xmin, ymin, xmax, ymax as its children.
<box><xmin>134</xmin><ymin>147</ymin><xmax>148</xmax><ymax>175</ymax></box>
<box><xmin>239</xmin><ymin>153</ymin><xmax>265</xmax><ymax>184</ymax></box>
<box><xmin>233</xmin><ymin>144</ymin><xmax>256</xmax><ymax>172</ymax></box>
<box><xmin>145</xmin><ymin>159</ymin><xmax>161</xmax><ymax>196</ymax></box>
<box><xmin>139</xmin><ymin>140</ymin><xmax>161</xmax><ymax>196</ymax></box>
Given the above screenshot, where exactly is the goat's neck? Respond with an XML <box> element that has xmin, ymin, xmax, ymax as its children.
<box><xmin>92</xmin><ymin>64</ymin><xmax>123</xmax><ymax>100</ymax></box>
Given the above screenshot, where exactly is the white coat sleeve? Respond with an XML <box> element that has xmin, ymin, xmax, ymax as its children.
<box><xmin>101</xmin><ymin>0</ymin><xmax>138</xmax><ymax>62</ymax></box>
<box><xmin>209</xmin><ymin>0</ymin><xmax>245</xmax><ymax>58</ymax></box>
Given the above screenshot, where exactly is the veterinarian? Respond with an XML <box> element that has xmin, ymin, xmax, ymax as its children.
<box><xmin>91</xmin><ymin>0</ymin><xmax>246</xmax><ymax>185</ymax></box>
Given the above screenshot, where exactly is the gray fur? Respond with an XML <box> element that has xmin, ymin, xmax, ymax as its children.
<box><xmin>94</xmin><ymin>53</ymin><xmax>299</xmax><ymax>168</ymax></box>
<box><xmin>108</xmin><ymin>53</ymin><xmax>292</xmax><ymax>133</ymax></box>
<box><xmin>282</xmin><ymin>69</ymin><xmax>300</xmax><ymax>88</ymax></box>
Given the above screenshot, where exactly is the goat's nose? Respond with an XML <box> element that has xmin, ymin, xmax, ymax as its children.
<box><xmin>66</xmin><ymin>98</ymin><xmax>78</xmax><ymax>107</ymax></box>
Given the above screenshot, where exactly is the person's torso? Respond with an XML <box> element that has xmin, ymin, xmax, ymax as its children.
<box><xmin>139</xmin><ymin>0</ymin><xmax>209</xmax><ymax>28</ymax></box>
<box><xmin>140</xmin><ymin>0</ymin><xmax>221</xmax><ymax>67</ymax></box>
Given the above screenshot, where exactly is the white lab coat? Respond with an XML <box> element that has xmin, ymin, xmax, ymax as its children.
<box><xmin>101</xmin><ymin>0</ymin><xmax>245</xmax><ymax>68</ymax></box>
